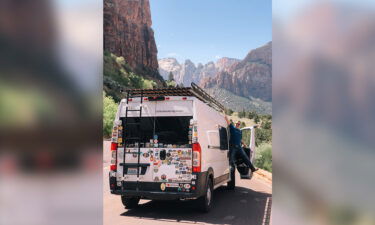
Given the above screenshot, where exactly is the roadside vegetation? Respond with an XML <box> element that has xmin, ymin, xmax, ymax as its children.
<box><xmin>104</xmin><ymin>51</ymin><xmax>157</xmax><ymax>102</ymax></box>
<box><xmin>226</xmin><ymin>109</ymin><xmax>272</xmax><ymax>172</ymax></box>
<box><xmin>104</xmin><ymin>51</ymin><xmax>161</xmax><ymax>136</ymax></box>
<box><xmin>103</xmin><ymin>92</ymin><xmax>118</xmax><ymax>138</ymax></box>
<box><xmin>254</xmin><ymin>143</ymin><xmax>272</xmax><ymax>172</ymax></box>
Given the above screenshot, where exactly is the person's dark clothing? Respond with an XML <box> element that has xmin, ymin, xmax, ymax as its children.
<box><xmin>228</xmin><ymin>124</ymin><xmax>257</xmax><ymax>172</ymax></box>
<box><xmin>229</xmin><ymin>124</ymin><xmax>242</xmax><ymax>146</ymax></box>
<box><xmin>230</xmin><ymin>145</ymin><xmax>257</xmax><ymax>171</ymax></box>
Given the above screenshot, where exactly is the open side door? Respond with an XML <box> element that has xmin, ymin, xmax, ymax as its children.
<box><xmin>236</xmin><ymin>125</ymin><xmax>258</xmax><ymax>179</ymax></box>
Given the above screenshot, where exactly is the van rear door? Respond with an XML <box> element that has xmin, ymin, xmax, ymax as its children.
<box><xmin>118</xmin><ymin>98</ymin><xmax>194</xmax><ymax>190</ymax></box>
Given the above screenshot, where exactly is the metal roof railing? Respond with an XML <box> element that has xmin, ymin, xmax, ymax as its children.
<box><xmin>124</xmin><ymin>82</ymin><xmax>225</xmax><ymax>112</ymax></box>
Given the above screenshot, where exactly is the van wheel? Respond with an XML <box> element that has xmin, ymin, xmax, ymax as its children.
<box><xmin>227</xmin><ymin>167</ymin><xmax>236</xmax><ymax>190</ymax></box>
<box><xmin>196</xmin><ymin>178</ymin><xmax>213</xmax><ymax>212</ymax></box>
<box><xmin>121</xmin><ymin>196</ymin><xmax>140</xmax><ymax>209</ymax></box>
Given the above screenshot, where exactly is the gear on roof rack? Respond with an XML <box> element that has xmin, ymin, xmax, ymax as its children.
<box><xmin>123</xmin><ymin>82</ymin><xmax>225</xmax><ymax>112</ymax></box>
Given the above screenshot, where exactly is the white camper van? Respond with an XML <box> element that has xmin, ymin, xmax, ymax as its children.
<box><xmin>109</xmin><ymin>83</ymin><xmax>257</xmax><ymax>212</ymax></box>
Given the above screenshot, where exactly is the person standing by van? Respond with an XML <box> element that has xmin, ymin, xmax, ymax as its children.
<box><xmin>224</xmin><ymin>116</ymin><xmax>258</xmax><ymax>172</ymax></box>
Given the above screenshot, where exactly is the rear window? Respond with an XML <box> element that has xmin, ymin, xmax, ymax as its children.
<box><xmin>122</xmin><ymin>116</ymin><xmax>192</xmax><ymax>148</ymax></box>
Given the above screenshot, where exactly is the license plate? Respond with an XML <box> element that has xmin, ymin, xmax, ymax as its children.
<box><xmin>127</xmin><ymin>168</ymin><xmax>137</xmax><ymax>175</ymax></box>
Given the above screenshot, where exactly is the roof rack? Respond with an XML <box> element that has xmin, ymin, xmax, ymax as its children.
<box><xmin>124</xmin><ymin>82</ymin><xmax>225</xmax><ymax>112</ymax></box>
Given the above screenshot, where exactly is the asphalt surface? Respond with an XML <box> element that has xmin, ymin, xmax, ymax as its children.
<box><xmin>103</xmin><ymin>141</ymin><xmax>272</xmax><ymax>225</ymax></box>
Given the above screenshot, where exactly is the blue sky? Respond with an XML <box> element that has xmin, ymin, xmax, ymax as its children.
<box><xmin>150</xmin><ymin>0</ymin><xmax>272</xmax><ymax>64</ymax></box>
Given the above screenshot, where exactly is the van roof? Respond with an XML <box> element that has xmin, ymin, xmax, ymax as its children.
<box><xmin>123</xmin><ymin>82</ymin><xmax>225</xmax><ymax>112</ymax></box>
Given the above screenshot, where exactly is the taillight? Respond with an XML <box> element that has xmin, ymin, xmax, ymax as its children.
<box><xmin>192</xmin><ymin>142</ymin><xmax>201</xmax><ymax>172</ymax></box>
<box><xmin>110</xmin><ymin>165</ymin><xmax>117</xmax><ymax>171</ymax></box>
<box><xmin>110</xmin><ymin>142</ymin><xmax>118</xmax><ymax>171</ymax></box>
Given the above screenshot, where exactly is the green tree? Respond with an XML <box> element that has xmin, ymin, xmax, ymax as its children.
<box><xmin>103</xmin><ymin>92</ymin><xmax>118</xmax><ymax>137</ymax></box>
<box><xmin>262</xmin><ymin>120</ymin><xmax>272</xmax><ymax>129</ymax></box>
<box><xmin>104</xmin><ymin>51</ymin><xmax>160</xmax><ymax>101</ymax></box>
<box><xmin>166</xmin><ymin>80</ymin><xmax>176</xmax><ymax>87</ymax></box>
<box><xmin>238</xmin><ymin>109</ymin><xmax>246</xmax><ymax>118</ymax></box>
<box><xmin>255</xmin><ymin>128</ymin><xmax>272</xmax><ymax>145</ymax></box>
<box><xmin>168</xmin><ymin>71</ymin><xmax>174</xmax><ymax>81</ymax></box>
<box><xmin>254</xmin><ymin>114</ymin><xmax>260</xmax><ymax>123</ymax></box>
<box><xmin>246</xmin><ymin>111</ymin><xmax>256</xmax><ymax>119</ymax></box>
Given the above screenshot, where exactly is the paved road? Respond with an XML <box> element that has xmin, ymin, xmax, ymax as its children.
<box><xmin>103</xmin><ymin>141</ymin><xmax>272</xmax><ymax>225</ymax></box>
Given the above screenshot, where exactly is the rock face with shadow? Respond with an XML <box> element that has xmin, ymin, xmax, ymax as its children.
<box><xmin>104</xmin><ymin>0</ymin><xmax>161</xmax><ymax>79</ymax></box>
<box><xmin>202</xmin><ymin>42</ymin><xmax>272</xmax><ymax>102</ymax></box>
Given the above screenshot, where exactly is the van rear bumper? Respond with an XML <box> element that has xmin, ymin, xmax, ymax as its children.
<box><xmin>110</xmin><ymin>172</ymin><xmax>208</xmax><ymax>200</ymax></box>
<box><xmin>111</xmin><ymin>189</ymin><xmax>201</xmax><ymax>200</ymax></box>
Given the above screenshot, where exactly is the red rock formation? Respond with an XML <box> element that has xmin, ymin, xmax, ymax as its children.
<box><xmin>104</xmin><ymin>0</ymin><xmax>159</xmax><ymax>77</ymax></box>
<box><xmin>201</xmin><ymin>42</ymin><xmax>272</xmax><ymax>101</ymax></box>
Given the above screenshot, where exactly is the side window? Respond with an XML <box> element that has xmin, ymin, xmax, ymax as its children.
<box><xmin>207</xmin><ymin>131</ymin><xmax>220</xmax><ymax>149</ymax></box>
<box><xmin>219</xmin><ymin>127</ymin><xmax>228</xmax><ymax>150</ymax></box>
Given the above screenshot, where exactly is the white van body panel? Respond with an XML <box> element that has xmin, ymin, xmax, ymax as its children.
<box><xmin>194</xmin><ymin>99</ymin><xmax>230</xmax><ymax>183</ymax></box>
<box><xmin>116</xmin><ymin>96</ymin><xmax>230</xmax><ymax>188</ymax></box>
<box><xmin>118</xmin><ymin>97</ymin><xmax>194</xmax><ymax>118</ymax></box>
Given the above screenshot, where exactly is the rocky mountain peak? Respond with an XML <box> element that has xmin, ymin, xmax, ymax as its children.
<box><xmin>184</xmin><ymin>59</ymin><xmax>195</xmax><ymax>67</ymax></box>
<box><xmin>243</xmin><ymin>41</ymin><xmax>272</xmax><ymax>66</ymax></box>
<box><xmin>158</xmin><ymin>57</ymin><xmax>240</xmax><ymax>86</ymax></box>
<box><xmin>215</xmin><ymin>57</ymin><xmax>240</xmax><ymax>72</ymax></box>
<box><xmin>201</xmin><ymin>42</ymin><xmax>272</xmax><ymax>101</ymax></box>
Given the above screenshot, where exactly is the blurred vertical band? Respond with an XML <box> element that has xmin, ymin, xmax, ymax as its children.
<box><xmin>273</xmin><ymin>0</ymin><xmax>375</xmax><ymax>224</ymax></box>
<box><xmin>0</xmin><ymin>0</ymin><xmax>102</xmax><ymax>224</ymax></box>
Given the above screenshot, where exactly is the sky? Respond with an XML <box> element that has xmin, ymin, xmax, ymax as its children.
<box><xmin>150</xmin><ymin>0</ymin><xmax>272</xmax><ymax>64</ymax></box>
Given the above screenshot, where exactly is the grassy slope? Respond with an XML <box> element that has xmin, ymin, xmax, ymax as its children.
<box><xmin>228</xmin><ymin>112</ymin><xmax>257</xmax><ymax>127</ymax></box>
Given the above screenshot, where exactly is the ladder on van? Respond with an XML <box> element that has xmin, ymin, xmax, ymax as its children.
<box><xmin>122</xmin><ymin>90</ymin><xmax>144</xmax><ymax>188</ymax></box>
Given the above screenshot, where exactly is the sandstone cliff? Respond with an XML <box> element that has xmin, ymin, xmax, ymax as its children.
<box><xmin>202</xmin><ymin>42</ymin><xmax>272</xmax><ymax>101</ymax></box>
<box><xmin>104</xmin><ymin>0</ymin><xmax>162</xmax><ymax>80</ymax></box>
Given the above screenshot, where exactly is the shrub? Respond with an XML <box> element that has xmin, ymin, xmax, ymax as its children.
<box><xmin>225</xmin><ymin>108</ymin><xmax>233</xmax><ymax>115</ymax></box>
<box><xmin>238</xmin><ymin>109</ymin><xmax>246</xmax><ymax>118</ymax></box>
<box><xmin>246</xmin><ymin>111</ymin><xmax>256</xmax><ymax>119</ymax></box>
<box><xmin>254</xmin><ymin>114</ymin><xmax>260</xmax><ymax>123</ymax></box>
<box><xmin>166</xmin><ymin>80</ymin><xmax>176</xmax><ymax>87</ymax></box>
<box><xmin>103</xmin><ymin>92</ymin><xmax>118</xmax><ymax>137</ymax></box>
<box><xmin>262</xmin><ymin>120</ymin><xmax>272</xmax><ymax>129</ymax></box>
<box><xmin>255</xmin><ymin>128</ymin><xmax>272</xmax><ymax>146</ymax></box>
<box><xmin>142</xmin><ymin>79</ymin><xmax>157</xmax><ymax>89</ymax></box>
<box><xmin>254</xmin><ymin>143</ymin><xmax>272</xmax><ymax>172</ymax></box>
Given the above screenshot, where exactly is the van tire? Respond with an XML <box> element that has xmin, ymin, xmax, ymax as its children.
<box><xmin>121</xmin><ymin>196</ymin><xmax>140</xmax><ymax>209</ymax></box>
<box><xmin>227</xmin><ymin>167</ymin><xmax>236</xmax><ymax>190</ymax></box>
<box><xmin>196</xmin><ymin>178</ymin><xmax>213</xmax><ymax>212</ymax></box>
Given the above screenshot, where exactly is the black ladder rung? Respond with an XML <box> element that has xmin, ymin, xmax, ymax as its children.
<box><xmin>127</xmin><ymin>109</ymin><xmax>141</xmax><ymax>112</ymax></box>
<box><xmin>125</xmin><ymin>122</ymin><xmax>141</xmax><ymax>125</ymax></box>
<box><xmin>125</xmin><ymin>137</ymin><xmax>141</xmax><ymax>140</ymax></box>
